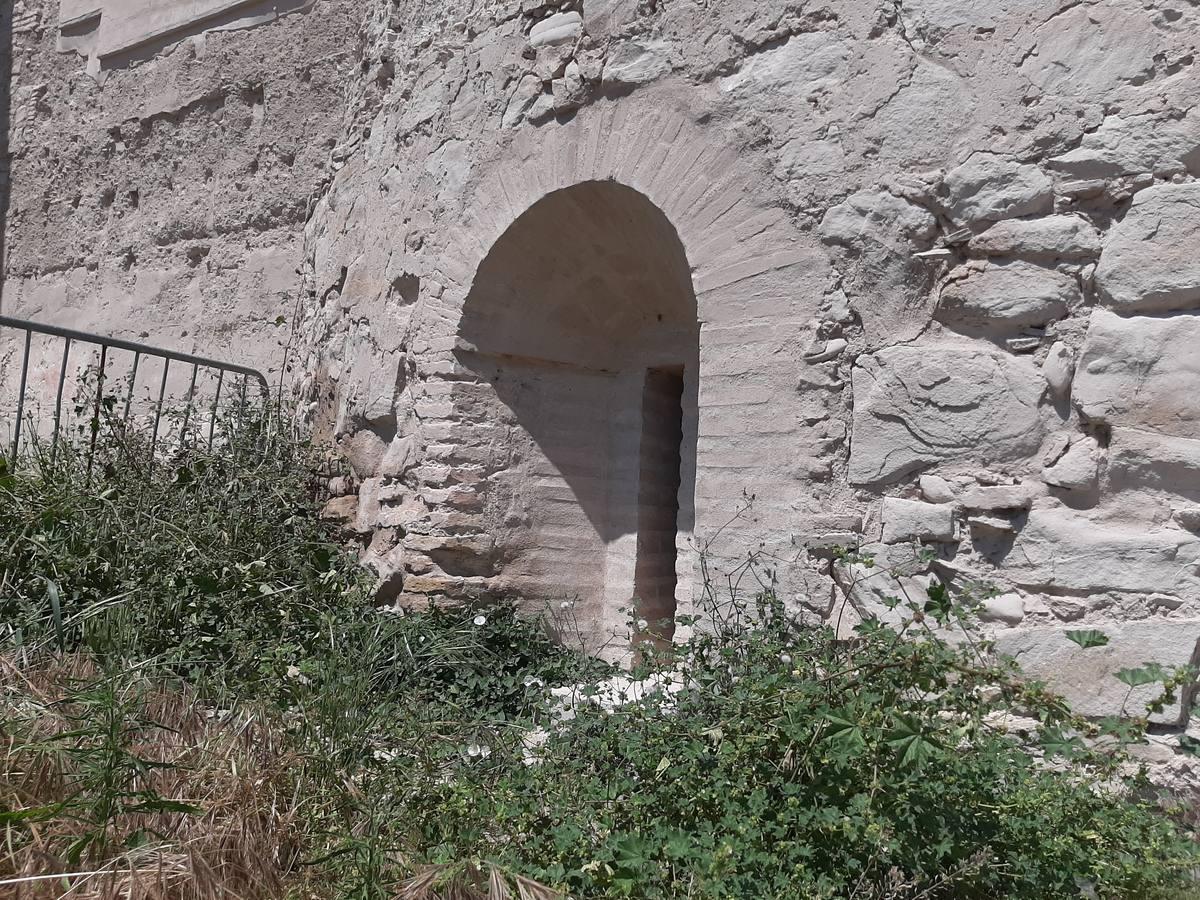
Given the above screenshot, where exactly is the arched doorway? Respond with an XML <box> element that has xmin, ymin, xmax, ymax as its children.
<box><xmin>455</xmin><ymin>181</ymin><xmax>699</xmax><ymax>649</ymax></box>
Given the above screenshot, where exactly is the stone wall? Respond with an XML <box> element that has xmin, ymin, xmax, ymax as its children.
<box><xmin>8</xmin><ymin>0</ymin><xmax>1200</xmax><ymax>758</ymax></box>
<box><xmin>294</xmin><ymin>0</ymin><xmax>1200</xmax><ymax>754</ymax></box>
<box><xmin>2</xmin><ymin>0</ymin><xmax>360</xmax><ymax>429</ymax></box>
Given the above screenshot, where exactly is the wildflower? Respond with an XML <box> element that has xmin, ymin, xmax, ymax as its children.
<box><xmin>466</xmin><ymin>742</ymin><xmax>492</xmax><ymax>759</ymax></box>
<box><xmin>473</xmin><ymin>614</ymin><xmax>487</xmax><ymax>626</ymax></box>
<box><xmin>636</xmin><ymin>618</ymin><xmax>649</xmax><ymax>630</ymax></box>
<box><xmin>780</xmin><ymin>653</ymin><xmax>793</xmax><ymax>665</ymax></box>
<box><xmin>560</xmin><ymin>600</ymin><xmax>574</xmax><ymax>610</ymax></box>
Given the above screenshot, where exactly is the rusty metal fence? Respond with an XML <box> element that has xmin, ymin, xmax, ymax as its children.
<box><xmin>0</xmin><ymin>315</ymin><xmax>271</xmax><ymax>471</ymax></box>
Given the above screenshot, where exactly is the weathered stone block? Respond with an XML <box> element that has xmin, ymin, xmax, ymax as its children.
<box><xmin>849</xmin><ymin>342</ymin><xmax>1044</xmax><ymax>484</ymax></box>
<box><xmin>880</xmin><ymin>497</ymin><xmax>957</xmax><ymax>543</ymax></box>
<box><xmin>995</xmin><ymin>622</ymin><xmax>1200</xmax><ymax>723</ymax></box>
<box><xmin>602</xmin><ymin>40</ymin><xmax>672</xmax><ymax>86</ymax></box>
<box><xmin>1047</xmin><ymin>110</ymin><xmax>1200</xmax><ymax>180</ymax></box>
<box><xmin>1006</xmin><ymin>507</ymin><xmax>1200</xmax><ymax>599</ymax></box>
<box><xmin>937</xmin><ymin>261</ymin><xmax>1077</xmax><ymax>334</ymax></box>
<box><xmin>942</xmin><ymin>155</ymin><xmax>1053</xmax><ymax>225</ymax></box>
<box><xmin>1073</xmin><ymin>309</ymin><xmax>1200</xmax><ymax>439</ymax></box>
<box><xmin>1095</xmin><ymin>183</ymin><xmax>1200</xmax><ymax>313</ymax></box>
<box><xmin>1041</xmin><ymin>437</ymin><xmax>1101</xmax><ymax>491</ymax></box>
<box><xmin>969</xmin><ymin>215</ymin><xmax>1101</xmax><ymax>261</ymax></box>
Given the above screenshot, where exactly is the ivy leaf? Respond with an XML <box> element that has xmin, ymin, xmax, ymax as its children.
<box><xmin>1065</xmin><ymin>629</ymin><xmax>1109</xmax><ymax>649</ymax></box>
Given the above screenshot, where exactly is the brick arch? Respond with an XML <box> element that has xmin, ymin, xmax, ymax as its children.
<box><xmin>401</xmin><ymin>94</ymin><xmax>829</xmax><ymax>650</ymax></box>
<box><xmin>432</xmin><ymin>97</ymin><xmax>810</xmax><ymax>330</ymax></box>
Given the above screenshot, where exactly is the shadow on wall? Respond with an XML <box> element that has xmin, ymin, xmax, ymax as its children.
<box><xmin>0</xmin><ymin>0</ymin><xmax>11</xmax><ymax>310</ymax></box>
<box><xmin>454</xmin><ymin>181</ymin><xmax>699</xmax><ymax>619</ymax></box>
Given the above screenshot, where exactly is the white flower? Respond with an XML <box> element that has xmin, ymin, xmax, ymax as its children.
<box><xmin>559</xmin><ymin>600</ymin><xmax>574</xmax><ymax>611</ymax></box>
<box><xmin>779</xmin><ymin>653</ymin><xmax>792</xmax><ymax>665</ymax></box>
<box><xmin>473</xmin><ymin>615</ymin><xmax>487</xmax><ymax>626</ymax></box>
<box><xmin>465</xmin><ymin>742</ymin><xmax>492</xmax><ymax>759</ymax></box>
<box><xmin>636</xmin><ymin>618</ymin><xmax>649</xmax><ymax>631</ymax></box>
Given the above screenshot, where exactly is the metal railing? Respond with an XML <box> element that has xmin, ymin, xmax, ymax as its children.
<box><xmin>1</xmin><ymin>315</ymin><xmax>271</xmax><ymax>471</ymax></box>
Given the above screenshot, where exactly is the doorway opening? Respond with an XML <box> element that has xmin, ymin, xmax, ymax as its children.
<box><xmin>455</xmin><ymin>180</ymin><xmax>699</xmax><ymax>650</ymax></box>
<box><xmin>634</xmin><ymin>366</ymin><xmax>685</xmax><ymax>647</ymax></box>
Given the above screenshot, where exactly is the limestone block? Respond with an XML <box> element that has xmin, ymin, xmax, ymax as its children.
<box><xmin>880</xmin><ymin>497</ymin><xmax>957</xmax><ymax>544</ymax></box>
<box><xmin>529</xmin><ymin>11</ymin><xmax>582</xmax><ymax>49</ymax></box>
<box><xmin>584</xmin><ymin>0</ymin><xmax>638</xmax><ymax>36</ymax></box>
<box><xmin>1048</xmin><ymin>110</ymin><xmax>1200</xmax><ymax>180</ymax></box>
<box><xmin>1107</xmin><ymin>428</ymin><xmax>1200</xmax><ymax>495</ymax></box>
<box><xmin>1073</xmin><ymin>309</ymin><xmax>1200</xmax><ymax>439</ymax></box>
<box><xmin>959</xmin><ymin>484</ymin><xmax>1039</xmax><ymax>511</ymax></box>
<box><xmin>980</xmin><ymin>593</ymin><xmax>1026</xmax><ymax>626</ymax></box>
<box><xmin>552</xmin><ymin>64</ymin><xmax>588</xmax><ymax>111</ymax></box>
<box><xmin>818</xmin><ymin>189</ymin><xmax>937</xmax><ymax>249</ymax></box>
<box><xmin>602</xmin><ymin>40</ymin><xmax>672</xmax><ymax>86</ymax></box>
<box><xmin>1042</xmin><ymin>342</ymin><xmax>1074</xmax><ymax>399</ymax></box>
<box><xmin>969</xmin><ymin>215</ymin><xmax>1101</xmax><ymax>261</ymax></box>
<box><xmin>995</xmin><ymin>622</ymin><xmax>1200</xmax><ymax>723</ymax></box>
<box><xmin>718</xmin><ymin>31</ymin><xmax>851</xmax><ymax>108</ymax></box>
<box><xmin>943</xmin><ymin>155</ymin><xmax>1053</xmax><ymax>225</ymax></box>
<box><xmin>837</xmin><ymin>543</ymin><xmax>934</xmax><ymax>627</ymax></box>
<box><xmin>937</xmin><ymin>261</ymin><xmax>1076</xmax><ymax>334</ymax></box>
<box><xmin>919</xmin><ymin>474</ymin><xmax>957</xmax><ymax>504</ymax></box>
<box><xmin>1095</xmin><ymin>183</ymin><xmax>1200</xmax><ymax>313</ymax></box>
<box><xmin>1042</xmin><ymin>436</ymin><xmax>1101</xmax><ymax>490</ymax></box>
<box><xmin>849</xmin><ymin>343</ymin><xmax>1044</xmax><ymax>484</ymax></box>
<box><xmin>503</xmin><ymin>74</ymin><xmax>545</xmax><ymax>128</ymax></box>
<box><xmin>1006</xmin><ymin>508</ymin><xmax>1200</xmax><ymax>599</ymax></box>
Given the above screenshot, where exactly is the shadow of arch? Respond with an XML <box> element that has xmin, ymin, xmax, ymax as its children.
<box><xmin>455</xmin><ymin>180</ymin><xmax>699</xmax><ymax>638</ymax></box>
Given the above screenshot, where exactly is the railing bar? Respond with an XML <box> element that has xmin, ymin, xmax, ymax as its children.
<box><xmin>149</xmin><ymin>358</ymin><xmax>170</xmax><ymax>475</ymax></box>
<box><xmin>0</xmin><ymin>315</ymin><xmax>267</xmax><ymax>386</ymax></box>
<box><xmin>86</xmin><ymin>344</ymin><xmax>109</xmax><ymax>480</ymax></box>
<box><xmin>10</xmin><ymin>329</ymin><xmax>32</xmax><ymax>465</ymax></box>
<box><xmin>207</xmin><ymin>368</ymin><xmax>224</xmax><ymax>453</ymax></box>
<box><xmin>51</xmin><ymin>337</ymin><xmax>72</xmax><ymax>465</ymax></box>
<box><xmin>122</xmin><ymin>350</ymin><xmax>141</xmax><ymax>428</ymax></box>
<box><xmin>178</xmin><ymin>362</ymin><xmax>199</xmax><ymax>449</ymax></box>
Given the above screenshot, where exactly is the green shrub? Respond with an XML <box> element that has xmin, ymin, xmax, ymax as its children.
<box><xmin>393</xmin><ymin>593</ymin><xmax>1200</xmax><ymax>899</ymax></box>
<box><xmin>0</xmin><ymin>419</ymin><xmax>371</xmax><ymax>692</ymax></box>
<box><xmin>2</xmin><ymin>421</ymin><xmax>1196</xmax><ymax>899</ymax></box>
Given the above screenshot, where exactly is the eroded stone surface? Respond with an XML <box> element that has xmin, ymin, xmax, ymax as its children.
<box><xmin>880</xmin><ymin>497</ymin><xmax>957</xmax><ymax>543</ymax></box>
<box><xmin>1095</xmin><ymin>183</ymin><xmax>1200</xmax><ymax>313</ymax></box>
<box><xmin>969</xmin><ymin>215</ymin><xmax>1101</xmax><ymax>261</ymax></box>
<box><xmin>1007</xmin><ymin>508</ymin><xmax>1200</xmax><ymax>599</ymax></box>
<box><xmin>936</xmin><ymin>261</ymin><xmax>1077</xmax><ymax>334</ymax></box>
<box><xmin>849</xmin><ymin>343</ymin><xmax>1044</xmax><ymax>484</ymax></box>
<box><xmin>942</xmin><ymin>155</ymin><xmax>1053</xmax><ymax>225</ymax></box>
<box><xmin>1074</xmin><ymin>309</ymin><xmax>1200</xmax><ymax>438</ymax></box>
<box><xmin>995</xmin><ymin>623</ymin><xmax>1200</xmax><ymax>724</ymax></box>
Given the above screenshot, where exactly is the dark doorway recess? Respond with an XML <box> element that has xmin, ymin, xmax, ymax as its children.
<box><xmin>634</xmin><ymin>366</ymin><xmax>685</xmax><ymax>647</ymax></box>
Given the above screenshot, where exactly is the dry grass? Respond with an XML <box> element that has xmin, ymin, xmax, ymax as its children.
<box><xmin>0</xmin><ymin>652</ymin><xmax>307</xmax><ymax>900</ymax></box>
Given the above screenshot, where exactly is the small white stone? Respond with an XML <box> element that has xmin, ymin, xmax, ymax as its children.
<box><xmin>919</xmin><ymin>474</ymin><xmax>957</xmax><ymax>504</ymax></box>
<box><xmin>803</xmin><ymin>337</ymin><xmax>847</xmax><ymax>363</ymax></box>
<box><xmin>980</xmin><ymin>593</ymin><xmax>1026</xmax><ymax>625</ymax></box>
<box><xmin>529</xmin><ymin>11</ymin><xmax>583</xmax><ymax>49</ymax></box>
<box><xmin>1042</xmin><ymin>436</ymin><xmax>1101</xmax><ymax>490</ymax></box>
<box><xmin>1042</xmin><ymin>341</ymin><xmax>1074</xmax><ymax>398</ymax></box>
